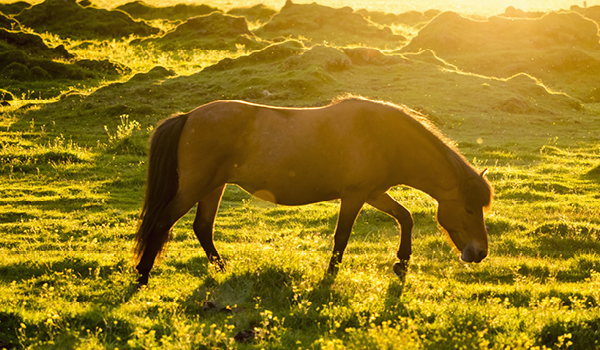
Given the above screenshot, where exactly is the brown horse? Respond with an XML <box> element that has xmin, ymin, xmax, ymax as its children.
<box><xmin>134</xmin><ymin>97</ymin><xmax>493</xmax><ymax>285</ymax></box>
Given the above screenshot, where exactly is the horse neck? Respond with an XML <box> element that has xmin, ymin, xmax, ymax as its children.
<box><xmin>401</xmin><ymin>147</ymin><xmax>466</xmax><ymax>203</ymax></box>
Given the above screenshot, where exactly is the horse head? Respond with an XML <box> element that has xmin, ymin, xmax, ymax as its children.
<box><xmin>436</xmin><ymin>169</ymin><xmax>493</xmax><ymax>263</ymax></box>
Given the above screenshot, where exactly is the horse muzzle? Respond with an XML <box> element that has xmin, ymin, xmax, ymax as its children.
<box><xmin>460</xmin><ymin>245</ymin><xmax>487</xmax><ymax>263</ymax></box>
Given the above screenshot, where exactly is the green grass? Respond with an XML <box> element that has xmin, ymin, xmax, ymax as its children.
<box><xmin>1</xmin><ymin>1</ymin><xmax>600</xmax><ymax>349</ymax></box>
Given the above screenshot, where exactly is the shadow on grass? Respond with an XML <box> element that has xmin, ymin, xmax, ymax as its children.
<box><xmin>0</xmin><ymin>256</ymin><xmax>139</xmax><ymax>305</ymax></box>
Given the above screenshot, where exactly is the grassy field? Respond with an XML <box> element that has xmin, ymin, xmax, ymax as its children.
<box><xmin>1</xmin><ymin>0</ymin><xmax>600</xmax><ymax>349</ymax></box>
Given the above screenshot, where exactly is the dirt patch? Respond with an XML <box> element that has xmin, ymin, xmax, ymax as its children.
<box><xmin>16</xmin><ymin>0</ymin><xmax>159</xmax><ymax>39</ymax></box>
<box><xmin>255</xmin><ymin>0</ymin><xmax>406</xmax><ymax>48</ymax></box>
<box><xmin>227</xmin><ymin>4</ymin><xmax>277</xmax><ymax>24</ymax></box>
<box><xmin>116</xmin><ymin>1</ymin><xmax>220</xmax><ymax>21</ymax></box>
<box><xmin>144</xmin><ymin>12</ymin><xmax>267</xmax><ymax>50</ymax></box>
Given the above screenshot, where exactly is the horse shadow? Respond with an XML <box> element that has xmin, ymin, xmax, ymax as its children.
<box><xmin>156</xmin><ymin>259</ymin><xmax>411</xmax><ymax>325</ymax></box>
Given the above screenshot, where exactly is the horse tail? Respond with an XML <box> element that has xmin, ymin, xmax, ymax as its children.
<box><xmin>134</xmin><ymin>113</ymin><xmax>189</xmax><ymax>263</ymax></box>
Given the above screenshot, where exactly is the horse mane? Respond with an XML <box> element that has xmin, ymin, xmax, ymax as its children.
<box><xmin>332</xmin><ymin>95</ymin><xmax>494</xmax><ymax>209</ymax></box>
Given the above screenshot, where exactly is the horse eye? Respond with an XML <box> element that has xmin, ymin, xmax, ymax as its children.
<box><xmin>465</xmin><ymin>207</ymin><xmax>475</xmax><ymax>215</ymax></box>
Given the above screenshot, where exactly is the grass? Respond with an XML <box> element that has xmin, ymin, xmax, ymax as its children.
<box><xmin>1</xmin><ymin>0</ymin><xmax>600</xmax><ymax>349</ymax></box>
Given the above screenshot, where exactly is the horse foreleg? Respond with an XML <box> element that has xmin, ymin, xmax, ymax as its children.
<box><xmin>193</xmin><ymin>185</ymin><xmax>226</xmax><ymax>271</ymax></box>
<box><xmin>327</xmin><ymin>197</ymin><xmax>365</xmax><ymax>275</ymax></box>
<box><xmin>367</xmin><ymin>192</ymin><xmax>413</xmax><ymax>281</ymax></box>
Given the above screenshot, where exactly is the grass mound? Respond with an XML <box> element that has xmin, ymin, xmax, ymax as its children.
<box><xmin>500</xmin><ymin>6</ymin><xmax>546</xmax><ymax>18</ymax></box>
<box><xmin>0</xmin><ymin>13</ymin><xmax>20</xmax><ymax>30</ymax></box>
<box><xmin>0</xmin><ymin>28</ymin><xmax>129</xmax><ymax>98</ymax></box>
<box><xmin>0</xmin><ymin>88</ymin><xmax>14</xmax><ymax>106</ymax></box>
<box><xmin>143</xmin><ymin>12</ymin><xmax>267</xmax><ymax>50</ymax></box>
<box><xmin>570</xmin><ymin>5</ymin><xmax>600</xmax><ymax>26</ymax></box>
<box><xmin>39</xmin><ymin>37</ymin><xmax>586</xmax><ymax>135</ymax></box>
<box><xmin>115</xmin><ymin>1</ymin><xmax>220</xmax><ymax>22</ymax></box>
<box><xmin>401</xmin><ymin>11</ymin><xmax>600</xmax><ymax>101</ymax></box>
<box><xmin>204</xmin><ymin>40</ymin><xmax>305</xmax><ymax>72</ymax></box>
<box><xmin>357</xmin><ymin>8</ymin><xmax>441</xmax><ymax>27</ymax></box>
<box><xmin>403</xmin><ymin>11</ymin><xmax>600</xmax><ymax>55</ymax></box>
<box><xmin>0</xmin><ymin>1</ymin><xmax>30</xmax><ymax>16</ymax></box>
<box><xmin>227</xmin><ymin>4</ymin><xmax>277</xmax><ymax>25</ymax></box>
<box><xmin>0</xmin><ymin>49</ymin><xmax>127</xmax><ymax>82</ymax></box>
<box><xmin>0</xmin><ymin>28</ymin><xmax>72</xmax><ymax>60</ymax></box>
<box><xmin>255</xmin><ymin>0</ymin><xmax>406</xmax><ymax>48</ymax></box>
<box><xmin>15</xmin><ymin>0</ymin><xmax>159</xmax><ymax>40</ymax></box>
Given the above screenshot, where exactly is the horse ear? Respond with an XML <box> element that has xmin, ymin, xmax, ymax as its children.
<box><xmin>480</xmin><ymin>168</ymin><xmax>488</xmax><ymax>177</ymax></box>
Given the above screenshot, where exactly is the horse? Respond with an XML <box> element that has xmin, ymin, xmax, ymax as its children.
<box><xmin>133</xmin><ymin>97</ymin><xmax>493</xmax><ymax>285</ymax></box>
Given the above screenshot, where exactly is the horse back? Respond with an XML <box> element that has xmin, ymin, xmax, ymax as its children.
<box><xmin>176</xmin><ymin>99</ymin><xmax>447</xmax><ymax>205</ymax></box>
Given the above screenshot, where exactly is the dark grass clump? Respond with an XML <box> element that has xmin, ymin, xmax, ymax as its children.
<box><xmin>0</xmin><ymin>12</ymin><xmax>20</xmax><ymax>30</ymax></box>
<box><xmin>0</xmin><ymin>49</ymin><xmax>129</xmax><ymax>80</ymax></box>
<box><xmin>0</xmin><ymin>88</ymin><xmax>14</xmax><ymax>106</ymax></box>
<box><xmin>0</xmin><ymin>28</ymin><xmax>72</xmax><ymax>60</ymax></box>
<box><xmin>116</xmin><ymin>1</ymin><xmax>220</xmax><ymax>22</ymax></box>
<box><xmin>16</xmin><ymin>0</ymin><xmax>159</xmax><ymax>40</ymax></box>
<box><xmin>0</xmin><ymin>27</ymin><xmax>130</xmax><ymax>98</ymax></box>
<box><xmin>0</xmin><ymin>1</ymin><xmax>31</xmax><ymax>16</ymax></box>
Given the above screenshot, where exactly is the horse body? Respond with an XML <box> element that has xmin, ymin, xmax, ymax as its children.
<box><xmin>134</xmin><ymin>98</ymin><xmax>493</xmax><ymax>285</ymax></box>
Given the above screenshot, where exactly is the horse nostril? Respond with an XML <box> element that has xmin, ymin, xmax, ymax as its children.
<box><xmin>475</xmin><ymin>249</ymin><xmax>487</xmax><ymax>263</ymax></box>
<box><xmin>461</xmin><ymin>246</ymin><xmax>488</xmax><ymax>263</ymax></box>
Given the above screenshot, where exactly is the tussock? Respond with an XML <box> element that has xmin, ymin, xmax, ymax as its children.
<box><xmin>115</xmin><ymin>1</ymin><xmax>219</xmax><ymax>21</ymax></box>
<box><xmin>255</xmin><ymin>0</ymin><xmax>406</xmax><ymax>48</ymax></box>
<box><xmin>227</xmin><ymin>4</ymin><xmax>277</xmax><ymax>24</ymax></box>
<box><xmin>16</xmin><ymin>0</ymin><xmax>159</xmax><ymax>39</ymax></box>
<box><xmin>357</xmin><ymin>8</ymin><xmax>441</xmax><ymax>27</ymax></box>
<box><xmin>401</xmin><ymin>11</ymin><xmax>600</xmax><ymax>101</ymax></box>
<box><xmin>143</xmin><ymin>12</ymin><xmax>267</xmax><ymax>51</ymax></box>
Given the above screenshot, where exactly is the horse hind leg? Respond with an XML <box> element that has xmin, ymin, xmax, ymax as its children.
<box><xmin>367</xmin><ymin>192</ymin><xmax>413</xmax><ymax>281</ymax></box>
<box><xmin>193</xmin><ymin>185</ymin><xmax>226</xmax><ymax>270</ymax></box>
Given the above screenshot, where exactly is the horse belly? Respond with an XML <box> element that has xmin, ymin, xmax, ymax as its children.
<box><xmin>231</xmin><ymin>166</ymin><xmax>342</xmax><ymax>206</ymax></box>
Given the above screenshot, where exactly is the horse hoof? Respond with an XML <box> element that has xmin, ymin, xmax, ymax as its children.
<box><xmin>327</xmin><ymin>260</ymin><xmax>340</xmax><ymax>275</ymax></box>
<box><xmin>393</xmin><ymin>260</ymin><xmax>409</xmax><ymax>282</ymax></box>
<box><xmin>137</xmin><ymin>274</ymin><xmax>149</xmax><ymax>286</ymax></box>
